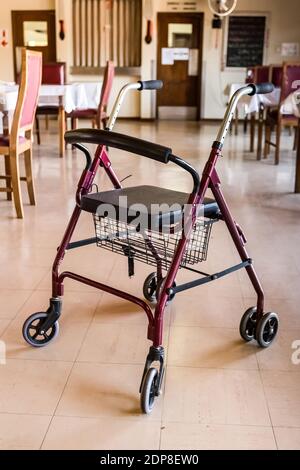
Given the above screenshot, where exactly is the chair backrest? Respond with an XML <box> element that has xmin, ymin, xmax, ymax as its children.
<box><xmin>10</xmin><ymin>48</ymin><xmax>42</xmax><ymax>145</ymax></box>
<box><xmin>97</xmin><ymin>61</ymin><xmax>115</xmax><ymax>123</ymax></box>
<box><xmin>255</xmin><ymin>65</ymin><xmax>270</xmax><ymax>84</ymax></box>
<box><xmin>270</xmin><ymin>65</ymin><xmax>283</xmax><ymax>88</ymax></box>
<box><xmin>245</xmin><ymin>67</ymin><xmax>255</xmax><ymax>84</ymax></box>
<box><xmin>281</xmin><ymin>62</ymin><xmax>300</xmax><ymax>102</ymax></box>
<box><xmin>42</xmin><ymin>62</ymin><xmax>66</xmax><ymax>85</ymax></box>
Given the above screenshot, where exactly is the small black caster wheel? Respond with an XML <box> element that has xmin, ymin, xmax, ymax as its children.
<box><xmin>140</xmin><ymin>367</ymin><xmax>159</xmax><ymax>414</ymax></box>
<box><xmin>240</xmin><ymin>307</ymin><xmax>257</xmax><ymax>342</ymax></box>
<box><xmin>22</xmin><ymin>312</ymin><xmax>59</xmax><ymax>348</ymax></box>
<box><xmin>156</xmin><ymin>277</ymin><xmax>176</xmax><ymax>304</ymax></box>
<box><xmin>256</xmin><ymin>312</ymin><xmax>279</xmax><ymax>348</ymax></box>
<box><xmin>143</xmin><ymin>272</ymin><xmax>158</xmax><ymax>303</ymax></box>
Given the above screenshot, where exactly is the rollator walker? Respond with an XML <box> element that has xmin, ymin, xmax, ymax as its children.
<box><xmin>23</xmin><ymin>80</ymin><xmax>279</xmax><ymax>414</ymax></box>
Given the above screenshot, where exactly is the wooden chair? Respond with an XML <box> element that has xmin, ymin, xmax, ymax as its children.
<box><xmin>35</xmin><ymin>62</ymin><xmax>66</xmax><ymax>145</ymax></box>
<box><xmin>0</xmin><ymin>48</ymin><xmax>42</xmax><ymax>218</ymax></box>
<box><xmin>249</xmin><ymin>66</ymin><xmax>270</xmax><ymax>153</ymax></box>
<box><xmin>264</xmin><ymin>62</ymin><xmax>300</xmax><ymax>164</ymax></box>
<box><xmin>69</xmin><ymin>61</ymin><xmax>115</xmax><ymax>130</ymax></box>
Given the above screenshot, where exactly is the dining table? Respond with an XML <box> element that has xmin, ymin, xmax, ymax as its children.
<box><xmin>228</xmin><ymin>84</ymin><xmax>300</xmax><ymax>193</ymax></box>
<box><xmin>0</xmin><ymin>81</ymin><xmax>102</xmax><ymax>157</ymax></box>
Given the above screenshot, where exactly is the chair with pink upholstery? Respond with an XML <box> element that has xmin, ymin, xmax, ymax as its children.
<box><xmin>0</xmin><ymin>48</ymin><xmax>42</xmax><ymax>218</ymax></box>
<box><xmin>69</xmin><ymin>61</ymin><xmax>115</xmax><ymax>130</ymax></box>
<box><xmin>264</xmin><ymin>62</ymin><xmax>300</xmax><ymax>164</ymax></box>
<box><xmin>35</xmin><ymin>62</ymin><xmax>66</xmax><ymax>145</ymax></box>
<box><xmin>270</xmin><ymin>65</ymin><xmax>283</xmax><ymax>88</ymax></box>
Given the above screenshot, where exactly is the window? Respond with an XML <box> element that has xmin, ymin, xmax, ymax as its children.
<box><xmin>72</xmin><ymin>0</ymin><xmax>142</xmax><ymax>73</ymax></box>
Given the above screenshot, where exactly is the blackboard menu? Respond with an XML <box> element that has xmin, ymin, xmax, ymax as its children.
<box><xmin>226</xmin><ymin>16</ymin><xmax>266</xmax><ymax>68</ymax></box>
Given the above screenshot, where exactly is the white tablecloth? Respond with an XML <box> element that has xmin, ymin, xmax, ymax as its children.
<box><xmin>0</xmin><ymin>82</ymin><xmax>102</xmax><ymax>133</ymax></box>
<box><xmin>228</xmin><ymin>83</ymin><xmax>282</xmax><ymax>115</ymax></box>
<box><xmin>281</xmin><ymin>90</ymin><xmax>300</xmax><ymax>118</ymax></box>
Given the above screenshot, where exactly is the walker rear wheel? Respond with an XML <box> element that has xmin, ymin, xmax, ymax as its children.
<box><xmin>22</xmin><ymin>312</ymin><xmax>59</xmax><ymax>348</ymax></box>
<box><xmin>140</xmin><ymin>368</ymin><xmax>159</xmax><ymax>414</ymax></box>
<box><xmin>239</xmin><ymin>307</ymin><xmax>257</xmax><ymax>342</ymax></box>
<box><xmin>256</xmin><ymin>312</ymin><xmax>279</xmax><ymax>348</ymax></box>
<box><xmin>143</xmin><ymin>272</ymin><xmax>158</xmax><ymax>303</ymax></box>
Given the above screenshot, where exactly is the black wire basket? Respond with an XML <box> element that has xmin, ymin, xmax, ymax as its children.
<box><xmin>93</xmin><ymin>214</ymin><xmax>217</xmax><ymax>270</ymax></box>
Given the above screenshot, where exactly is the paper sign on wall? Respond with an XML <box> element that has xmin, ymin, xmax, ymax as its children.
<box><xmin>281</xmin><ymin>43</ymin><xmax>300</xmax><ymax>57</ymax></box>
<box><xmin>162</xmin><ymin>48</ymin><xmax>174</xmax><ymax>65</ymax></box>
<box><xmin>161</xmin><ymin>48</ymin><xmax>190</xmax><ymax>65</ymax></box>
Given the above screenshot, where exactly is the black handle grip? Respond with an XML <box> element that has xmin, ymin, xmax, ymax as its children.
<box><xmin>65</xmin><ymin>129</ymin><xmax>172</xmax><ymax>164</ymax></box>
<box><xmin>248</xmin><ymin>82</ymin><xmax>275</xmax><ymax>96</ymax></box>
<box><xmin>138</xmin><ymin>80</ymin><xmax>163</xmax><ymax>91</ymax></box>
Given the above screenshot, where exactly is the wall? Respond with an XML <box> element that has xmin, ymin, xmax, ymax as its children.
<box><xmin>0</xmin><ymin>0</ymin><xmax>55</xmax><ymax>82</ymax></box>
<box><xmin>141</xmin><ymin>0</ymin><xmax>300</xmax><ymax>119</ymax></box>
<box><xmin>0</xmin><ymin>0</ymin><xmax>300</xmax><ymax>119</ymax></box>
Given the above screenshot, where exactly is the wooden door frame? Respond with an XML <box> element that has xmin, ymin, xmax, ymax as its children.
<box><xmin>156</xmin><ymin>12</ymin><xmax>204</xmax><ymax>120</ymax></box>
<box><xmin>11</xmin><ymin>10</ymin><xmax>57</xmax><ymax>81</ymax></box>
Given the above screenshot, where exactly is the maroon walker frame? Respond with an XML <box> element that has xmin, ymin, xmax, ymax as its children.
<box><xmin>22</xmin><ymin>80</ymin><xmax>279</xmax><ymax>414</ymax></box>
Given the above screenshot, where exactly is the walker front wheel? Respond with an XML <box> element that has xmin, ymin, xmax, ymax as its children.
<box><xmin>140</xmin><ymin>367</ymin><xmax>159</xmax><ymax>414</ymax></box>
<box><xmin>22</xmin><ymin>313</ymin><xmax>59</xmax><ymax>348</ymax></box>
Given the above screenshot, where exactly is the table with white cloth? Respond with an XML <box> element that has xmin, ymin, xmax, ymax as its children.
<box><xmin>0</xmin><ymin>82</ymin><xmax>102</xmax><ymax>157</ymax></box>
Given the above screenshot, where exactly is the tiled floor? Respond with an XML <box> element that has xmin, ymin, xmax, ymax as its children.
<box><xmin>0</xmin><ymin>119</ymin><xmax>300</xmax><ymax>450</ymax></box>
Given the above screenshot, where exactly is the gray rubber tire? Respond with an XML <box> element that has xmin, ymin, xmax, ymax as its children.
<box><xmin>140</xmin><ymin>368</ymin><xmax>158</xmax><ymax>414</ymax></box>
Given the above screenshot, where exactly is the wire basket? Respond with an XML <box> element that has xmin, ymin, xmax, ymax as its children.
<box><xmin>93</xmin><ymin>214</ymin><xmax>216</xmax><ymax>270</ymax></box>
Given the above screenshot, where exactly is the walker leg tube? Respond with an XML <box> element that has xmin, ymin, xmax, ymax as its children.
<box><xmin>52</xmin><ymin>205</ymin><xmax>82</xmax><ymax>297</ymax></box>
<box><xmin>211</xmin><ymin>180</ymin><xmax>264</xmax><ymax>316</ymax></box>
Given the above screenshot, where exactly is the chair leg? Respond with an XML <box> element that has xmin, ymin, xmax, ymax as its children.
<box><xmin>10</xmin><ymin>151</ymin><xmax>24</xmax><ymax>219</ymax></box>
<box><xmin>264</xmin><ymin>122</ymin><xmax>271</xmax><ymax>159</ymax></box>
<box><xmin>4</xmin><ymin>154</ymin><xmax>12</xmax><ymax>201</ymax></box>
<box><xmin>243</xmin><ymin>115</ymin><xmax>248</xmax><ymax>134</ymax></box>
<box><xmin>293</xmin><ymin>126</ymin><xmax>298</xmax><ymax>151</ymax></box>
<box><xmin>45</xmin><ymin>115</ymin><xmax>49</xmax><ymax>130</ymax></box>
<box><xmin>71</xmin><ymin>117</ymin><xmax>78</xmax><ymax>130</ymax></box>
<box><xmin>250</xmin><ymin>113</ymin><xmax>255</xmax><ymax>152</ymax></box>
<box><xmin>24</xmin><ymin>147</ymin><xmax>36</xmax><ymax>206</ymax></box>
<box><xmin>275</xmin><ymin>120</ymin><xmax>282</xmax><ymax>165</ymax></box>
<box><xmin>35</xmin><ymin>116</ymin><xmax>41</xmax><ymax>145</ymax></box>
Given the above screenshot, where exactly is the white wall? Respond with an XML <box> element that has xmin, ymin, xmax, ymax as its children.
<box><xmin>1</xmin><ymin>0</ymin><xmax>299</xmax><ymax>119</ymax></box>
<box><xmin>0</xmin><ymin>0</ymin><xmax>55</xmax><ymax>82</ymax></box>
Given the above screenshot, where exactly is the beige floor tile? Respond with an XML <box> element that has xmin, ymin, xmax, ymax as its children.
<box><xmin>274</xmin><ymin>427</ymin><xmax>300</xmax><ymax>450</ymax></box>
<box><xmin>42</xmin><ymin>416</ymin><xmax>161</xmax><ymax>450</ymax></box>
<box><xmin>1</xmin><ymin>290</ymin><xmax>102</xmax><ymax>362</ymax></box>
<box><xmin>14</xmin><ymin>289</ymin><xmax>101</xmax><ymax>324</ymax></box>
<box><xmin>0</xmin><ymin>319</ymin><xmax>11</xmax><ymax>336</ymax></box>
<box><xmin>170</xmin><ymin>292</ymin><xmax>245</xmax><ymax>329</ymax></box>
<box><xmin>0</xmin><ymin>265</ymin><xmax>49</xmax><ymax>290</ymax></box>
<box><xmin>56</xmin><ymin>362</ymin><xmax>163</xmax><ymax>421</ymax></box>
<box><xmin>0</xmin><ymin>359</ymin><xmax>72</xmax><ymax>415</ymax></box>
<box><xmin>77</xmin><ymin>323</ymin><xmax>166</xmax><ymax>365</ymax></box>
<box><xmin>0</xmin><ymin>414</ymin><xmax>51</xmax><ymax>450</ymax></box>
<box><xmin>163</xmin><ymin>367</ymin><xmax>270</xmax><ymax>426</ymax></box>
<box><xmin>0</xmin><ymin>290</ymin><xmax>33</xmax><ymax>320</ymax></box>
<box><xmin>168</xmin><ymin>326</ymin><xmax>258</xmax><ymax>370</ymax></box>
<box><xmin>262</xmin><ymin>371</ymin><xmax>300</xmax><ymax>427</ymax></box>
<box><xmin>257</xmin><ymin>330</ymin><xmax>300</xmax><ymax>371</ymax></box>
<box><xmin>160</xmin><ymin>422</ymin><xmax>276</xmax><ymax>450</ymax></box>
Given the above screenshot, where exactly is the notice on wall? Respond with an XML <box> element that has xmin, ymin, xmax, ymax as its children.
<box><xmin>161</xmin><ymin>48</ymin><xmax>190</xmax><ymax>65</ymax></box>
<box><xmin>281</xmin><ymin>43</ymin><xmax>300</xmax><ymax>57</ymax></box>
<box><xmin>162</xmin><ymin>48</ymin><xmax>174</xmax><ymax>65</ymax></box>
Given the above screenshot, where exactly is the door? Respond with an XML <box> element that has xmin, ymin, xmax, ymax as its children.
<box><xmin>157</xmin><ymin>13</ymin><xmax>203</xmax><ymax>120</ymax></box>
<box><xmin>11</xmin><ymin>10</ymin><xmax>56</xmax><ymax>81</ymax></box>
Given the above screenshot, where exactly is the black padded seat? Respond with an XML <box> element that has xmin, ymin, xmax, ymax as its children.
<box><xmin>81</xmin><ymin>185</ymin><xmax>220</xmax><ymax>228</ymax></box>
